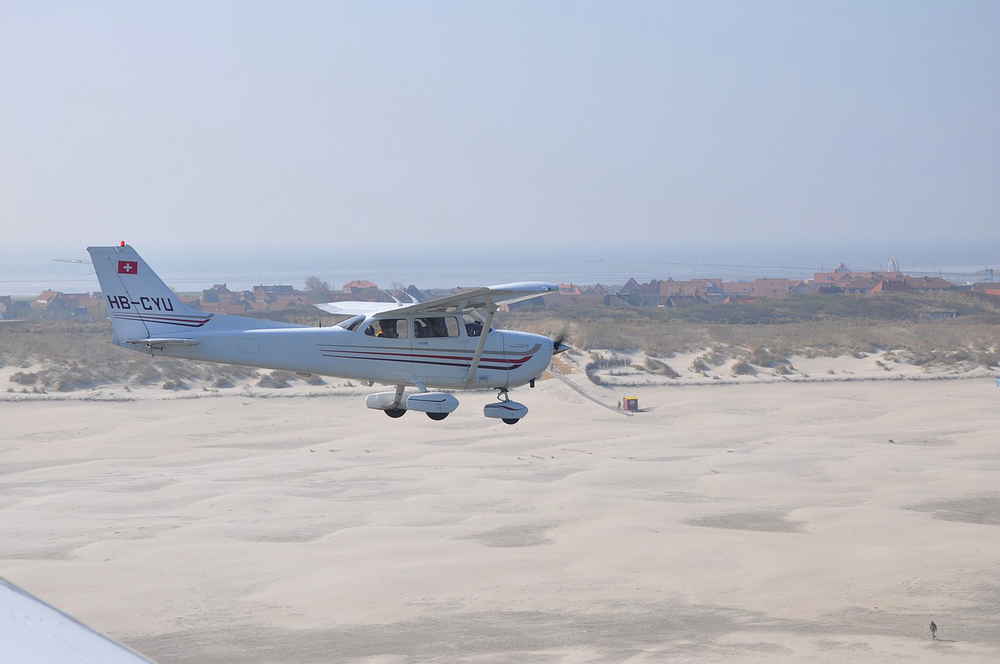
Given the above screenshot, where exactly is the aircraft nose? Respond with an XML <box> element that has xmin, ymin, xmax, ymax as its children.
<box><xmin>548</xmin><ymin>334</ymin><xmax>571</xmax><ymax>355</ymax></box>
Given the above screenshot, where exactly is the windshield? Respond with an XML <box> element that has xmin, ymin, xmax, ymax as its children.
<box><xmin>335</xmin><ymin>315</ymin><xmax>365</xmax><ymax>331</ymax></box>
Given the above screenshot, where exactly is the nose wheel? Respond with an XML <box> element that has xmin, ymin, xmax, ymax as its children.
<box><xmin>384</xmin><ymin>408</ymin><xmax>406</xmax><ymax>418</ymax></box>
<box><xmin>485</xmin><ymin>388</ymin><xmax>527</xmax><ymax>425</ymax></box>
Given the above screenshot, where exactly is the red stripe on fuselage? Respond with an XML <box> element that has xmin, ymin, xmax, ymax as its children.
<box><xmin>319</xmin><ymin>353</ymin><xmax>523</xmax><ymax>371</ymax></box>
<box><xmin>316</xmin><ymin>347</ymin><xmax>534</xmax><ymax>364</ymax></box>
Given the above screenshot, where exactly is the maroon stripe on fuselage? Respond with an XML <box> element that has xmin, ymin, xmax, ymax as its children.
<box><xmin>112</xmin><ymin>314</ymin><xmax>212</xmax><ymax>327</ymax></box>
<box><xmin>319</xmin><ymin>353</ymin><xmax>523</xmax><ymax>371</ymax></box>
<box><xmin>317</xmin><ymin>347</ymin><xmax>534</xmax><ymax>364</ymax></box>
<box><xmin>113</xmin><ymin>314</ymin><xmax>212</xmax><ymax>322</ymax></box>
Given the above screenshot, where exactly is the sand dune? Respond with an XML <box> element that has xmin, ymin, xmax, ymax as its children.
<box><xmin>3</xmin><ymin>379</ymin><xmax>1000</xmax><ymax>662</ymax></box>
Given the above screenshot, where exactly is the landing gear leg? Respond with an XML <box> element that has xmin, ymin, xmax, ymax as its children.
<box><xmin>496</xmin><ymin>388</ymin><xmax>520</xmax><ymax>425</ymax></box>
<box><xmin>384</xmin><ymin>384</ymin><xmax>407</xmax><ymax>419</ymax></box>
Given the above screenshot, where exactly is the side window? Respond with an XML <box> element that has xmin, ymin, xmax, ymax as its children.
<box><xmin>364</xmin><ymin>318</ymin><xmax>408</xmax><ymax>339</ymax></box>
<box><xmin>463</xmin><ymin>314</ymin><xmax>483</xmax><ymax>337</ymax></box>
<box><xmin>414</xmin><ymin>317</ymin><xmax>460</xmax><ymax>338</ymax></box>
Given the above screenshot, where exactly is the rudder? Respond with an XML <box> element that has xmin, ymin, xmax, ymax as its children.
<box><xmin>87</xmin><ymin>244</ymin><xmax>212</xmax><ymax>343</ymax></box>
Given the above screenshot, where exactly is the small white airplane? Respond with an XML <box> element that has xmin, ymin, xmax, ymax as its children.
<box><xmin>87</xmin><ymin>244</ymin><xmax>569</xmax><ymax>424</ymax></box>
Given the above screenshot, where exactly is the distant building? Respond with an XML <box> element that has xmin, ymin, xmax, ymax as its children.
<box><xmin>791</xmin><ymin>282</ymin><xmax>843</xmax><ymax>296</ymax></box>
<box><xmin>33</xmin><ymin>289</ymin><xmax>61</xmax><ymax>309</ymax></box>
<box><xmin>29</xmin><ymin>290</ymin><xmax>97</xmax><ymax>320</ymax></box>
<box><xmin>544</xmin><ymin>283</ymin><xmax>606</xmax><ymax>308</ymax></box>
<box><xmin>617</xmin><ymin>278</ymin><xmax>663</xmax><ymax>306</ymax></box>
<box><xmin>814</xmin><ymin>263</ymin><xmax>904</xmax><ymax>285</ymax></box>
<box><xmin>664</xmin><ymin>295</ymin><xmax>703</xmax><ymax>308</ymax></box>
<box><xmin>841</xmin><ymin>278</ymin><xmax>881</xmax><ymax>295</ymax></box>
<box><xmin>972</xmin><ymin>283</ymin><xmax>1000</xmax><ymax>297</ymax></box>
<box><xmin>2</xmin><ymin>297</ymin><xmax>31</xmax><ymax>319</ymax></box>
<box><xmin>871</xmin><ymin>276</ymin><xmax>954</xmax><ymax>294</ymax></box>
<box><xmin>253</xmin><ymin>285</ymin><xmax>295</xmax><ymax>297</ymax></box>
<box><xmin>660</xmin><ymin>278</ymin><xmax>721</xmax><ymax>298</ymax></box>
<box><xmin>722</xmin><ymin>282</ymin><xmax>754</xmax><ymax>296</ymax></box>
<box><xmin>199</xmin><ymin>301</ymin><xmax>253</xmax><ymax>314</ymax></box>
<box><xmin>201</xmin><ymin>284</ymin><xmax>234</xmax><ymax>303</ymax></box>
<box><xmin>751</xmin><ymin>278</ymin><xmax>795</xmax><ymax>299</ymax></box>
<box><xmin>341</xmin><ymin>280</ymin><xmax>381</xmax><ymax>300</ymax></box>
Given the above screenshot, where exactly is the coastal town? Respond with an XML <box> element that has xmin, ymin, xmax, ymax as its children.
<box><xmin>3</xmin><ymin>263</ymin><xmax>999</xmax><ymax>322</ymax></box>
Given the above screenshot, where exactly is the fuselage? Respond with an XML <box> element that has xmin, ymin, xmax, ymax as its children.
<box><xmin>134</xmin><ymin>316</ymin><xmax>553</xmax><ymax>390</ymax></box>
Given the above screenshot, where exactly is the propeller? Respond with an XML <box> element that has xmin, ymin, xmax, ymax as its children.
<box><xmin>551</xmin><ymin>328</ymin><xmax>571</xmax><ymax>355</ymax></box>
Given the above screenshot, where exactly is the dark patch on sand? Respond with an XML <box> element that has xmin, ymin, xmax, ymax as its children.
<box><xmin>0</xmin><ymin>547</ymin><xmax>74</xmax><ymax>561</ymax></box>
<box><xmin>614</xmin><ymin>455</ymin><xmax>698</xmax><ymax>463</ymax></box>
<box><xmin>461</xmin><ymin>523</ymin><xmax>556</xmax><ymax>547</ymax></box>
<box><xmin>126</xmin><ymin>603</ymin><xmax>803</xmax><ymax>664</ymax></box>
<box><xmin>907</xmin><ymin>495</ymin><xmax>1000</xmax><ymax>525</ymax></box>
<box><xmin>478</xmin><ymin>465</ymin><xmax>587</xmax><ymax>483</ymax></box>
<box><xmin>889</xmin><ymin>438</ymin><xmax>953</xmax><ymax>447</ymax></box>
<box><xmin>228</xmin><ymin>522</ymin><xmax>362</xmax><ymax>543</ymax></box>
<box><xmin>643</xmin><ymin>491</ymin><xmax>724</xmax><ymax>504</ymax></box>
<box><xmin>686</xmin><ymin>511</ymin><xmax>803</xmax><ymax>533</ymax></box>
<box><xmin>119</xmin><ymin>589</ymin><xmax>1000</xmax><ymax>664</ymax></box>
<box><xmin>0</xmin><ymin>458</ymin><xmax>96</xmax><ymax>475</ymax></box>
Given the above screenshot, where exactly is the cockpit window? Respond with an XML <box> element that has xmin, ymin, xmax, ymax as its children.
<box><xmin>364</xmin><ymin>318</ymin><xmax>408</xmax><ymax>339</ymax></box>
<box><xmin>414</xmin><ymin>316</ymin><xmax>460</xmax><ymax>338</ymax></box>
<box><xmin>463</xmin><ymin>313</ymin><xmax>484</xmax><ymax>337</ymax></box>
<box><xmin>336</xmin><ymin>315</ymin><xmax>365</xmax><ymax>331</ymax></box>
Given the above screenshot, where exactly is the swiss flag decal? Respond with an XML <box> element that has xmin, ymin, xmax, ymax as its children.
<box><xmin>117</xmin><ymin>260</ymin><xmax>139</xmax><ymax>275</ymax></box>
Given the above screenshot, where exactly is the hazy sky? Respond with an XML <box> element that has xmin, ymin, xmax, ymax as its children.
<box><xmin>1</xmin><ymin>1</ymin><xmax>997</xmax><ymax>262</ymax></box>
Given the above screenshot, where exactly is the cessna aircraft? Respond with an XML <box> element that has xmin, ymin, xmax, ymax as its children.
<box><xmin>87</xmin><ymin>244</ymin><xmax>569</xmax><ymax>424</ymax></box>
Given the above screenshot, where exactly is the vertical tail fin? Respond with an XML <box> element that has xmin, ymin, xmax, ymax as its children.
<box><xmin>86</xmin><ymin>244</ymin><xmax>212</xmax><ymax>343</ymax></box>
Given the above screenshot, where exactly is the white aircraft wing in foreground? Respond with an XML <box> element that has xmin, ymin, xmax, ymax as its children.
<box><xmin>0</xmin><ymin>578</ymin><xmax>156</xmax><ymax>663</ymax></box>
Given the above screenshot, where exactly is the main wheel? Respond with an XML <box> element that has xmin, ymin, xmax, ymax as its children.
<box><xmin>384</xmin><ymin>408</ymin><xmax>406</xmax><ymax>418</ymax></box>
<box><xmin>426</xmin><ymin>412</ymin><xmax>449</xmax><ymax>421</ymax></box>
<box><xmin>502</xmin><ymin>418</ymin><xmax>520</xmax><ymax>425</ymax></box>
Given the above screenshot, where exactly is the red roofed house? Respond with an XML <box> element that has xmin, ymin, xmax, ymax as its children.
<box><xmin>751</xmin><ymin>279</ymin><xmax>794</xmax><ymax>299</ymax></box>
<box><xmin>33</xmin><ymin>290</ymin><xmax>61</xmax><ymax>309</ymax></box>
<box><xmin>342</xmin><ymin>280</ymin><xmax>381</xmax><ymax>300</ymax></box>
<box><xmin>722</xmin><ymin>282</ymin><xmax>754</xmax><ymax>296</ymax></box>
<box><xmin>972</xmin><ymin>283</ymin><xmax>1000</xmax><ymax>297</ymax></box>
<box><xmin>870</xmin><ymin>276</ymin><xmax>954</xmax><ymax>294</ymax></box>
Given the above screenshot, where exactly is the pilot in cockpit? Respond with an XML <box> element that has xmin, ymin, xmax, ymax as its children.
<box><xmin>465</xmin><ymin>319</ymin><xmax>483</xmax><ymax>337</ymax></box>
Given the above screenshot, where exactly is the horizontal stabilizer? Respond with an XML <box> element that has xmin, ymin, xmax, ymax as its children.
<box><xmin>124</xmin><ymin>338</ymin><xmax>199</xmax><ymax>347</ymax></box>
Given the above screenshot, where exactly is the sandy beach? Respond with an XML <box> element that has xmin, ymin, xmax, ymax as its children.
<box><xmin>3</xmin><ymin>378</ymin><xmax>1000</xmax><ymax>662</ymax></box>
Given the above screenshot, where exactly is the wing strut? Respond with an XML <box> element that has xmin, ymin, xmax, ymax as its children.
<box><xmin>464</xmin><ymin>305</ymin><xmax>497</xmax><ymax>388</ymax></box>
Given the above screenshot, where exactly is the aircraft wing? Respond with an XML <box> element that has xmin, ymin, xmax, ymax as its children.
<box><xmin>313</xmin><ymin>301</ymin><xmax>408</xmax><ymax>316</ymax></box>
<box><xmin>374</xmin><ymin>282</ymin><xmax>558</xmax><ymax>317</ymax></box>
<box><xmin>314</xmin><ymin>282</ymin><xmax>557</xmax><ymax>318</ymax></box>
<box><xmin>1</xmin><ymin>578</ymin><xmax>156</xmax><ymax>663</ymax></box>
